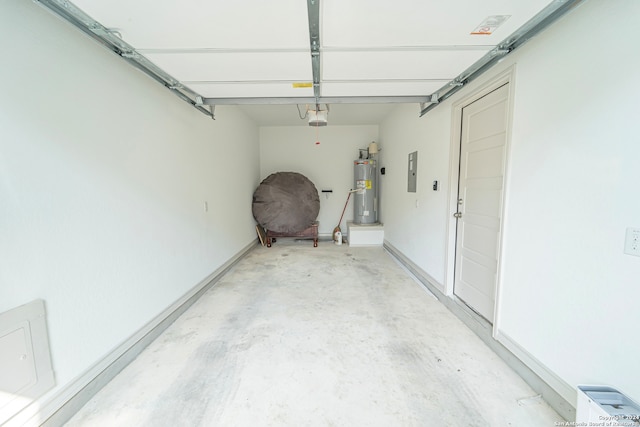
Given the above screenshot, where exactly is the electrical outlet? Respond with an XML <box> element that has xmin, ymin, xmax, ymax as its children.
<box><xmin>624</xmin><ymin>227</ymin><xmax>640</xmax><ymax>256</ymax></box>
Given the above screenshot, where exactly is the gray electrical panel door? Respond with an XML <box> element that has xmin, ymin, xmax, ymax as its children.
<box><xmin>408</xmin><ymin>151</ymin><xmax>417</xmax><ymax>192</ymax></box>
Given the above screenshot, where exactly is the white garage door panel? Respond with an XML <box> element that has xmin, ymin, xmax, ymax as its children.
<box><xmin>47</xmin><ymin>0</ymin><xmax>559</xmax><ymax>109</ymax></box>
<box><xmin>322</xmin><ymin>50</ymin><xmax>488</xmax><ymax>81</ymax></box>
<box><xmin>321</xmin><ymin>81</ymin><xmax>446</xmax><ymax>97</ymax></box>
<box><xmin>322</xmin><ymin>0</ymin><xmax>552</xmax><ymax>47</ymax></box>
<box><xmin>186</xmin><ymin>83</ymin><xmax>314</xmax><ymax>99</ymax></box>
<box><xmin>144</xmin><ymin>52</ymin><xmax>313</xmax><ymax>82</ymax></box>
<box><xmin>72</xmin><ymin>0</ymin><xmax>310</xmax><ymax>49</ymax></box>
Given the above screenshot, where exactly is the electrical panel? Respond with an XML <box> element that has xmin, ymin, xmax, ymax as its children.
<box><xmin>408</xmin><ymin>151</ymin><xmax>417</xmax><ymax>193</ymax></box>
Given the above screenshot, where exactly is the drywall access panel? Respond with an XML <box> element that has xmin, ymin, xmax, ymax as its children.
<box><xmin>0</xmin><ymin>300</ymin><xmax>55</xmax><ymax>425</ymax></box>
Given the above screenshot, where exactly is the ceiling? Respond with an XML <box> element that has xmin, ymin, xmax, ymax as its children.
<box><xmin>36</xmin><ymin>0</ymin><xmax>578</xmax><ymax>125</ymax></box>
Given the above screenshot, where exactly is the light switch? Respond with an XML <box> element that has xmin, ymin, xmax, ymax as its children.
<box><xmin>624</xmin><ymin>227</ymin><xmax>640</xmax><ymax>256</ymax></box>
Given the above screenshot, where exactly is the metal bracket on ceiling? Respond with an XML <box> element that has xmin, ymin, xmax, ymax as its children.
<box><xmin>195</xmin><ymin>96</ymin><xmax>215</xmax><ymax>120</ymax></box>
<box><xmin>89</xmin><ymin>25</ymin><xmax>123</xmax><ymax>41</ymax></box>
<box><xmin>418</xmin><ymin>92</ymin><xmax>441</xmax><ymax>114</ymax></box>
<box><xmin>121</xmin><ymin>51</ymin><xmax>140</xmax><ymax>60</ymax></box>
<box><xmin>491</xmin><ymin>48</ymin><xmax>510</xmax><ymax>57</ymax></box>
<box><xmin>106</xmin><ymin>29</ymin><xmax>123</xmax><ymax>39</ymax></box>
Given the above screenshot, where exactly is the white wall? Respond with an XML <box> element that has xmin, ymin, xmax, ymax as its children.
<box><xmin>259</xmin><ymin>126</ymin><xmax>379</xmax><ymax>235</ymax></box>
<box><xmin>380</xmin><ymin>0</ymin><xmax>640</xmax><ymax>406</ymax></box>
<box><xmin>497</xmin><ymin>0</ymin><xmax>640</xmax><ymax>405</ymax></box>
<box><xmin>378</xmin><ymin>104</ymin><xmax>451</xmax><ymax>286</ymax></box>
<box><xmin>0</xmin><ymin>0</ymin><xmax>259</xmax><ymax>419</ymax></box>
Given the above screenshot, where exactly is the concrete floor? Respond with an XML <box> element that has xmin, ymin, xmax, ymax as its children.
<box><xmin>65</xmin><ymin>240</ymin><xmax>564</xmax><ymax>426</ymax></box>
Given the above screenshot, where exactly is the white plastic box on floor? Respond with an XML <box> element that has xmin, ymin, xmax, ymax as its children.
<box><xmin>347</xmin><ymin>221</ymin><xmax>384</xmax><ymax>247</ymax></box>
<box><xmin>576</xmin><ymin>385</ymin><xmax>640</xmax><ymax>426</ymax></box>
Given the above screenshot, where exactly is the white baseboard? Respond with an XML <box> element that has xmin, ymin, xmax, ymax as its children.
<box><xmin>383</xmin><ymin>240</ymin><xmax>446</xmax><ymax>295</ymax></box>
<box><xmin>7</xmin><ymin>241</ymin><xmax>257</xmax><ymax>427</ymax></box>
<box><xmin>495</xmin><ymin>329</ymin><xmax>576</xmax><ymax>407</ymax></box>
<box><xmin>383</xmin><ymin>240</ymin><xmax>575</xmax><ymax>421</ymax></box>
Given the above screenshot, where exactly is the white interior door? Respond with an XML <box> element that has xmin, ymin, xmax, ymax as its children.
<box><xmin>453</xmin><ymin>83</ymin><xmax>509</xmax><ymax>322</ymax></box>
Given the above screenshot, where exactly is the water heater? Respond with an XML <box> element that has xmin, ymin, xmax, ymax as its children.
<box><xmin>353</xmin><ymin>156</ymin><xmax>378</xmax><ymax>224</ymax></box>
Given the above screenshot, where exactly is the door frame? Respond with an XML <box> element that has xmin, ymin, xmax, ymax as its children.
<box><xmin>443</xmin><ymin>65</ymin><xmax>516</xmax><ymax>333</ymax></box>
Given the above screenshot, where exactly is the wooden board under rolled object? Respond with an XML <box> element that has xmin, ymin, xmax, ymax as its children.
<box><xmin>266</xmin><ymin>222</ymin><xmax>318</xmax><ymax>247</ymax></box>
<box><xmin>256</xmin><ymin>224</ymin><xmax>267</xmax><ymax>246</ymax></box>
